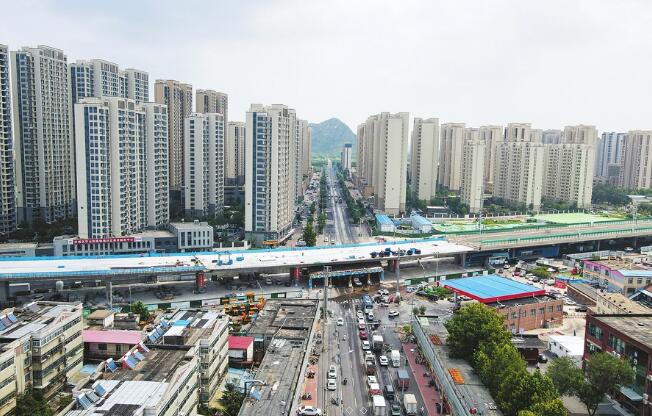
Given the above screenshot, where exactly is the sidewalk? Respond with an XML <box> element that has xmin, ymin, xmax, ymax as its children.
<box><xmin>404</xmin><ymin>343</ymin><xmax>442</xmax><ymax>415</ymax></box>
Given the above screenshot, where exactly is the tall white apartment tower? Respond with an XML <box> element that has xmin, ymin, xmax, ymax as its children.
<box><xmin>371</xmin><ymin>112</ymin><xmax>409</xmax><ymax>215</ymax></box>
<box><xmin>493</xmin><ymin>137</ymin><xmax>545</xmax><ymax>211</ymax></box>
<box><xmin>505</xmin><ymin>123</ymin><xmax>534</xmax><ymax>142</ymax></box>
<box><xmin>184</xmin><ymin>113</ymin><xmax>225</xmax><ymax>218</ymax></box>
<box><xmin>479</xmin><ymin>125</ymin><xmax>502</xmax><ymax>193</ymax></box>
<box><xmin>226</xmin><ymin>121</ymin><xmax>246</xmax><ymax>185</ymax></box>
<box><xmin>620</xmin><ymin>131</ymin><xmax>652</xmax><ymax>189</ymax></box>
<box><xmin>438</xmin><ymin>123</ymin><xmax>466</xmax><ymax>191</ymax></box>
<box><xmin>70</xmin><ymin>60</ymin><xmax>149</xmax><ymax>103</ymax></box>
<box><xmin>460</xmin><ymin>129</ymin><xmax>486</xmax><ymax>213</ymax></box>
<box><xmin>563</xmin><ymin>124</ymin><xmax>598</xmax><ymax>147</ymax></box>
<box><xmin>75</xmin><ymin>97</ymin><xmax>169</xmax><ymax>238</ymax></box>
<box><xmin>596</xmin><ymin>132</ymin><xmax>625</xmax><ymax>181</ymax></box>
<box><xmin>298</xmin><ymin>119</ymin><xmax>312</xmax><ymax>181</ymax></box>
<box><xmin>0</xmin><ymin>45</ymin><xmax>16</xmax><ymax>234</ymax></box>
<box><xmin>245</xmin><ymin>104</ymin><xmax>297</xmax><ymax>246</ymax></box>
<box><xmin>11</xmin><ymin>45</ymin><xmax>75</xmax><ymax>224</ymax></box>
<box><xmin>541</xmin><ymin>129</ymin><xmax>562</xmax><ymax>144</ymax></box>
<box><xmin>155</xmin><ymin>80</ymin><xmax>193</xmax><ymax>191</ymax></box>
<box><xmin>341</xmin><ymin>143</ymin><xmax>353</xmax><ymax>172</ymax></box>
<box><xmin>411</xmin><ymin>118</ymin><xmax>439</xmax><ymax>202</ymax></box>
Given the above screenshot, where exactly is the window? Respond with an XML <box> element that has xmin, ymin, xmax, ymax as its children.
<box><xmin>588</xmin><ymin>323</ymin><xmax>603</xmax><ymax>340</ymax></box>
<box><xmin>608</xmin><ymin>335</ymin><xmax>625</xmax><ymax>354</ymax></box>
<box><xmin>98</xmin><ymin>344</ymin><xmax>107</xmax><ymax>351</ymax></box>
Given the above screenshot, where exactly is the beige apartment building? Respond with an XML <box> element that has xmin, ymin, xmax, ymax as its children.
<box><xmin>227</xmin><ymin>121</ymin><xmax>246</xmax><ymax>185</ymax></box>
<box><xmin>460</xmin><ymin>129</ymin><xmax>486</xmax><ymax>213</ymax></box>
<box><xmin>619</xmin><ymin>130</ymin><xmax>652</xmax><ymax>189</ymax></box>
<box><xmin>438</xmin><ymin>123</ymin><xmax>466</xmax><ymax>191</ymax></box>
<box><xmin>410</xmin><ymin>118</ymin><xmax>439</xmax><ymax>202</ymax></box>
<box><xmin>493</xmin><ymin>140</ymin><xmax>545</xmax><ymax>211</ymax></box>
<box><xmin>479</xmin><ymin>125</ymin><xmax>502</xmax><ymax>193</ymax></box>
<box><xmin>0</xmin><ymin>45</ymin><xmax>15</xmax><ymax>235</ymax></box>
<box><xmin>0</xmin><ymin>302</ymin><xmax>83</xmax><ymax>416</ymax></box>
<box><xmin>196</xmin><ymin>89</ymin><xmax>228</xmax><ymax>120</ymax></box>
<box><xmin>542</xmin><ymin>142</ymin><xmax>595</xmax><ymax>209</ymax></box>
<box><xmin>299</xmin><ymin>119</ymin><xmax>312</xmax><ymax>180</ymax></box>
<box><xmin>155</xmin><ymin>80</ymin><xmax>193</xmax><ymax>190</ymax></box>
<box><xmin>356</xmin><ymin>112</ymin><xmax>409</xmax><ymax>215</ymax></box>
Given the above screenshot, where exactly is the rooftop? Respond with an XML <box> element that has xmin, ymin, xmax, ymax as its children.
<box><xmin>599</xmin><ymin>292</ymin><xmax>652</xmax><ymax>313</ymax></box>
<box><xmin>229</xmin><ymin>335</ymin><xmax>254</xmax><ymax>350</ymax></box>
<box><xmin>0</xmin><ymin>301</ymin><xmax>82</xmax><ymax>342</ymax></box>
<box><xmin>411</xmin><ymin>214</ymin><xmax>433</xmax><ymax>227</ymax></box>
<box><xmin>487</xmin><ymin>294</ymin><xmax>560</xmax><ymax>308</ymax></box>
<box><xmin>248</xmin><ymin>300</ymin><xmax>318</xmax><ymax>343</ymax></box>
<box><xmin>443</xmin><ymin>275</ymin><xmax>545</xmax><ymax>303</ymax></box>
<box><xmin>585</xmin><ymin>255</ymin><xmax>652</xmax><ymax>276</ymax></box>
<box><xmin>66</xmin><ymin>379</ymin><xmax>168</xmax><ymax>416</ymax></box>
<box><xmin>83</xmin><ymin>330</ymin><xmax>143</xmax><ymax>345</ymax></box>
<box><xmin>567</xmin><ymin>281</ymin><xmax>598</xmax><ymax>300</ymax></box>
<box><xmin>375</xmin><ymin>214</ymin><xmax>394</xmax><ymax>226</ymax></box>
<box><xmin>548</xmin><ymin>335</ymin><xmax>584</xmax><ymax>357</ymax></box>
<box><xmin>592</xmin><ymin>314</ymin><xmax>652</xmax><ymax>347</ymax></box>
<box><xmin>86</xmin><ymin>309</ymin><xmax>113</xmax><ymax>320</ymax></box>
<box><xmin>160</xmin><ymin>309</ymin><xmax>224</xmax><ymax>346</ymax></box>
<box><xmin>103</xmin><ymin>348</ymin><xmax>192</xmax><ymax>383</ymax></box>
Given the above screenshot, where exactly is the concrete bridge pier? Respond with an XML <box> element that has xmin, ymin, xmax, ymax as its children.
<box><xmin>106</xmin><ymin>279</ymin><xmax>113</xmax><ymax>309</ymax></box>
<box><xmin>290</xmin><ymin>267</ymin><xmax>301</xmax><ymax>286</ymax></box>
<box><xmin>0</xmin><ymin>282</ymin><xmax>9</xmax><ymax>306</ymax></box>
<box><xmin>457</xmin><ymin>253</ymin><xmax>467</xmax><ymax>267</ymax></box>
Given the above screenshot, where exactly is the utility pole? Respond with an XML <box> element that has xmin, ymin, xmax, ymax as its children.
<box><xmin>322</xmin><ymin>265</ymin><xmax>330</xmax><ymax>352</ymax></box>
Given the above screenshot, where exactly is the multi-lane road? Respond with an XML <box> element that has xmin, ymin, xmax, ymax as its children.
<box><xmin>325</xmin><ymin>162</ymin><xmax>364</xmax><ymax>245</ymax></box>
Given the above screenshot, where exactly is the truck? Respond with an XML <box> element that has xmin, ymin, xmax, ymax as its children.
<box><xmin>372</xmin><ymin>395</ymin><xmax>387</xmax><ymax>416</ymax></box>
<box><xmin>396</xmin><ymin>369</ymin><xmax>410</xmax><ymax>390</ymax></box>
<box><xmin>372</xmin><ymin>334</ymin><xmax>384</xmax><ymax>352</ymax></box>
<box><xmin>403</xmin><ymin>393</ymin><xmax>418</xmax><ymax>415</ymax></box>
<box><xmin>391</xmin><ymin>349</ymin><xmax>400</xmax><ymax>367</ymax></box>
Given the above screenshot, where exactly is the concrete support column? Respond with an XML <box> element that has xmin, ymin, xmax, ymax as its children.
<box><xmin>458</xmin><ymin>253</ymin><xmax>467</xmax><ymax>267</ymax></box>
<box><xmin>195</xmin><ymin>272</ymin><xmax>206</xmax><ymax>291</ymax></box>
<box><xmin>290</xmin><ymin>267</ymin><xmax>301</xmax><ymax>285</ymax></box>
<box><xmin>596</xmin><ymin>240</ymin><xmax>601</xmax><ymax>251</ymax></box>
<box><xmin>106</xmin><ymin>280</ymin><xmax>113</xmax><ymax>309</ymax></box>
<box><xmin>380</xmin><ymin>270</ymin><xmax>385</xmax><ymax>281</ymax></box>
<box><xmin>0</xmin><ymin>282</ymin><xmax>9</xmax><ymax>306</ymax></box>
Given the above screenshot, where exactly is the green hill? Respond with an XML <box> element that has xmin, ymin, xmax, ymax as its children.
<box><xmin>310</xmin><ymin>118</ymin><xmax>356</xmax><ymax>157</ymax></box>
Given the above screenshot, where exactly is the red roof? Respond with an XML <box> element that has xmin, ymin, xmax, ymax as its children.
<box><xmin>83</xmin><ymin>330</ymin><xmax>143</xmax><ymax>345</ymax></box>
<box><xmin>229</xmin><ymin>335</ymin><xmax>254</xmax><ymax>350</ymax></box>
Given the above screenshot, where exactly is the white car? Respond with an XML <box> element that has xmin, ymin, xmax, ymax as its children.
<box><xmin>367</xmin><ymin>312</ymin><xmax>375</xmax><ymax>320</ymax></box>
<box><xmin>366</xmin><ymin>375</ymin><xmax>378</xmax><ymax>386</ymax></box>
<box><xmin>298</xmin><ymin>406</ymin><xmax>323</xmax><ymax>416</ymax></box>
<box><xmin>356</xmin><ymin>311</ymin><xmax>364</xmax><ymax>319</ymax></box>
<box><xmin>336</xmin><ymin>318</ymin><xmax>344</xmax><ymax>326</ymax></box>
<box><xmin>379</xmin><ymin>355</ymin><xmax>389</xmax><ymax>366</ymax></box>
<box><xmin>362</xmin><ymin>340</ymin><xmax>371</xmax><ymax>350</ymax></box>
<box><xmin>378</xmin><ymin>289</ymin><xmax>389</xmax><ymax>296</ymax></box>
<box><xmin>388</xmin><ymin>310</ymin><xmax>399</xmax><ymax>317</ymax></box>
<box><xmin>328</xmin><ymin>365</ymin><xmax>337</xmax><ymax>379</ymax></box>
<box><xmin>327</xmin><ymin>379</ymin><xmax>337</xmax><ymax>391</ymax></box>
<box><xmin>364</xmin><ymin>351</ymin><xmax>374</xmax><ymax>361</ymax></box>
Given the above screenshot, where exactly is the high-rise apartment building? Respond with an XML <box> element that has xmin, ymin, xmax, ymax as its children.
<box><xmin>438</xmin><ymin>123</ymin><xmax>465</xmax><ymax>191</ymax></box>
<box><xmin>196</xmin><ymin>90</ymin><xmax>228</xmax><ymax>120</ymax></box>
<box><xmin>460</xmin><ymin>129</ymin><xmax>485</xmax><ymax>213</ymax></box>
<box><xmin>226</xmin><ymin>121</ymin><xmax>245</xmax><ymax>185</ymax></box>
<box><xmin>410</xmin><ymin>118</ymin><xmax>439</xmax><ymax>202</ymax></box>
<box><xmin>245</xmin><ymin>104</ymin><xmax>297</xmax><ymax>245</ymax></box>
<box><xmin>183</xmin><ymin>113</ymin><xmax>225</xmax><ymax>218</ymax></box>
<box><xmin>620</xmin><ymin>130</ymin><xmax>652</xmax><ymax>189</ymax></box>
<box><xmin>596</xmin><ymin>132</ymin><xmax>625</xmax><ymax>180</ymax></box>
<box><xmin>542</xmin><ymin>143</ymin><xmax>595</xmax><ymax>209</ymax></box>
<box><xmin>479</xmin><ymin>125</ymin><xmax>502</xmax><ymax>193</ymax></box>
<box><xmin>11</xmin><ymin>45</ymin><xmax>75</xmax><ymax>224</ymax></box>
<box><xmin>70</xmin><ymin>59</ymin><xmax>149</xmax><ymax>103</ymax></box>
<box><xmin>356</xmin><ymin>112</ymin><xmax>409</xmax><ymax>215</ymax></box>
<box><xmin>341</xmin><ymin>143</ymin><xmax>353</xmax><ymax>172</ymax></box>
<box><xmin>563</xmin><ymin>124</ymin><xmax>598</xmax><ymax>147</ymax></box>
<box><xmin>154</xmin><ymin>80</ymin><xmax>193</xmax><ymax>190</ymax></box>
<box><xmin>541</xmin><ymin>129</ymin><xmax>562</xmax><ymax>144</ymax></box>
<box><xmin>0</xmin><ymin>45</ymin><xmax>16</xmax><ymax>235</ymax></box>
<box><xmin>74</xmin><ymin>97</ymin><xmax>169</xmax><ymax>238</ymax></box>
<box><xmin>298</xmin><ymin>119</ymin><xmax>312</xmax><ymax>180</ymax></box>
<box><xmin>493</xmin><ymin>140</ymin><xmax>545</xmax><ymax>211</ymax></box>
<box><xmin>504</xmin><ymin>123</ymin><xmax>534</xmax><ymax>142</ymax></box>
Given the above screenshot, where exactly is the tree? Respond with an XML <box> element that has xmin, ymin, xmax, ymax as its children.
<box><xmin>497</xmin><ymin>370</ymin><xmax>559</xmax><ymax>416</ymax></box>
<box><xmin>547</xmin><ymin>357</ymin><xmax>584</xmax><ymax>396</ymax></box>
<box><xmin>530</xmin><ymin>266</ymin><xmax>551</xmax><ymax>280</ymax></box>
<box><xmin>528</xmin><ymin>398</ymin><xmax>568</xmax><ymax>416</ymax></box>
<box><xmin>444</xmin><ymin>303</ymin><xmax>511</xmax><ymax>361</ymax></box>
<box><xmin>577</xmin><ymin>352</ymin><xmax>635</xmax><ymax>416</ymax></box>
<box><xmin>16</xmin><ymin>389</ymin><xmax>53</xmax><ymax>416</ymax></box>
<box><xmin>302</xmin><ymin>221</ymin><xmax>317</xmax><ymax>247</ymax></box>
<box><xmin>310</xmin><ymin>202</ymin><xmax>316</xmax><ymax>215</ymax></box>
<box><xmin>220</xmin><ymin>383</ymin><xmax>245</xmax><ymax>416</ymax></box>
<box><xmin>474</xmin><ymin>342</ymin><xmax>526</xmax><ymax>394</ymax></box>
<box><xmin>418</xmin><ymin>305</ymin><xmax>426</xmax><ymax>315</ymax></box>
<box><xmin>131</xmin><ymin>300</ymin><xmax>150</xmax><ymax>321</ymax></box>
<box><xmin>317</xmin><ymin>213</ymin><xmax>326</xmax><ymax>234</ymax></box>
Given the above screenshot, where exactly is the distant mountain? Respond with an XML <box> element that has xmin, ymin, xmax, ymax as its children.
<box><xmin>310</xmin><ymin>118</ymin><xmax>356</xmax><ymax>157</ymax></box>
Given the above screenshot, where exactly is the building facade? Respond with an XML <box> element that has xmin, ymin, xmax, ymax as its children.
<box><xmin>0</xmin><ymin>45</ymin><xmax>16</xmax><ymax>235</ymax></box>
<box><xmin>245</xmin><ymin>104</ymin><xmax>297</xmax><ymax>245</ymax></box>
<box><xmin>356</xmin><ymin>112</ymin><xmax>409</xmax><ymax>215</ymax></box>
<box><xmin>183</xmin><ymin>113</ymin><xmax>225</xmax><ymax>218</ymax></box>
<box><xmin>493</xmin><ymin>140</ymin><xmax>544</xmax><ymax>211</ymax></box>
<box><xmin>154</xmin><ymin>79</ymin><xmax>193</xmax><ymax>191</ymax></box>
<box><xmin>583</xmin><ymin>257</ymin><xmax>652</xmax><ymax>295</ymax></box>
<box><xmin>74</xmin><ymin>97</ymin><xmax>169</xmax><ymax>238</ymax></box>
<box><xmin>620</xmin><ymin>130</ymin><xmax>652</xmax><ymax>189</ymax></box>
<box><xmin>541</xmin><ymin>129</ymin><xmax>562</xmax><ymax>144</ymax></box>
<box><xmin>70</xmin><ymin>59</ymin><xmax>149</xmax><ymax>104</ymax></box>
<box><xmin>479</xmin><ymin>125</ymin><xmax>502</xmax><ymax>193</ymax></box>
<box><xmin>226</xmin><ymin>121</ymin><xmax>246</xmax><ymax>186</ymax></box>
<box><xmin>596</xmin><ymin>132</ymin><xmax>625</xmax><ymax>183</ymax></box>
<box><xmin>438</xmin><ymin>123</ymin><xmax>465</xmax><ymax>191</ymax></box>
<box><xmin>299</xmin><ymin>119</ymin><xmax>312</xmax><ymax>180</ymax></box>
<box><xmin>341</xmin><ymin>143</ymin><xmax>353</xmax><ymax>172</ymax></box>
<box><xmin>542</xmin><ymin>143</ymin><xmax>595</xmax><ymax>209</ymax></box>
<box><xmin>460</xmin><ymin>129</ymin><xmax>485</xmax><ymax>213</ymax></box>
<box><xmin>196</xmin><ymin>89</ymin><xmax>228</xmax><ymax>120</ymax></box>
<box><xmin>11</xmin><ymin>45</ymin><xmax>75</xmax><ymax>224</ymax></box>
<box><xmin>411</xmin><ymin>118</ymin><xmax>439</xmax><ymax>202</ymax></box>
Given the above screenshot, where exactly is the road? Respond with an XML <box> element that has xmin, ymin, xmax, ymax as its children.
<box><xmin>325</xmin><ymin>161</ymin><xmax>364</xmax><ymax>245</ymax></box>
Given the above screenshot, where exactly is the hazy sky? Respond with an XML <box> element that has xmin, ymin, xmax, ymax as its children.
<box><xmin>2</xmin><ymin>0</ymin><xmax>651</xmax><ymax>132</ymax></box>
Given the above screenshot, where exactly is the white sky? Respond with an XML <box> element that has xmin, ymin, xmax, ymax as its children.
<box><xmin>2</xmin><ymin>0</ymin><xmax>651</xmax><ymax>133</ymax></box>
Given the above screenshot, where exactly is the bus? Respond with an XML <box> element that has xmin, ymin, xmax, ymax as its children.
<box><xmin>362</xmin><ymin>294</ymin><xmax>373</xmax><ymax>310</ymax></box>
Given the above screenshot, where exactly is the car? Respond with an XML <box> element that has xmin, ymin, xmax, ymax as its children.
<box><xmin>378</xmin><ymin>289</ymin><xmax>389</xmax><ymax>296</ymax></box>
<box><xmin>324</xmin><ymin>237</ymin><xmax>329</xmax><ymax>242</ymax></box>
<box><xmin>359</xmin><ymin>330</ymin><xmax>368</xmax><ymax>340</ymax></box>
<box><xmin>388</xmin><ymin>310</ymin><xmax>399</xmax><ymax>317</ymax></box>
<box><xmin>265</xmin><ymin>278</ymin><xmax>273</xmax><ymax>285</ymax></box>
<box><xmin>328</xmin><ymin>365</ymin><xmax>337</xmax><ymax>379</ymax></box>
<box><xmin>575</xmin><ymin>305</ymin><xmax>588</xmax><ymax>312</ymax></box>
<box><xmin>366</xmin><ymin>375</ymin><xmax>378</xmax><ymax>386</ymax></box>
<box><xmin>406</xmin><ymin>286</ymin><xmax>416</xmax><ymax>293</ymax></box>
<box><xmin>353</xmin><ymin>277</ymin><xmax>363</xmax><ymax>287</ymax></box>
<box><xmin>337</xmin><ymin>318</ymin><xmax>344</xmax><ymax>326</ymax></box>
<box><xmin>362</xmin><ymin>340</ymin><xmax>371</xmax><ymax>350</ymax></box>
<box><xmin>390</xmin><ymin>402</ymin><xmax>402</xmax><ymax>415</ymax></box>
<box><xmin>538</xmin><ymin>354</ymin><xmax>548</xmax><ymax>363</ymax></box>
<box><xmin>545</xmin><ymin>279</ymin><xmax>556</xmax><ymax>285</ymax></box>
<box><xmin>356</xmin><ymin>311</ymin><xmax>364</xmax><ymax>319</ymax></box>
<box><xmin>379</xmin><ymin>355</ymin><xmax>389</xmax><ymax>366</ymax></box>
<box><xmin>370</xmin><ymin>252</ymin><xmax>378</xmax><ymax>258</ymax></box>
<box><xmin>380</xmin><ymin>301</ymin><xmax>390</xmax><ymax>307</ymax></box>
<box><xmin>298</xmin><ymin>406</ymin><xmax>323</xmax><ymax>416</ymax></box>
<box><xmin>364</xmin><ymin>351</ymin><xmax>374</xmax><ymax>361</ymax></box>
<box><xmin>327</xmin><ymin>379</ymin><xmax>337</xmax><ymax>390</ymax></box>
<box><xmin>367</xmin><ymin>311</ymin><xmax>375</xmax><ymax>320</ymax></box>
<box><xmin>503</xmin><ymin>264</ymin><xmax>511</xmax><ymax>269</ymax></box>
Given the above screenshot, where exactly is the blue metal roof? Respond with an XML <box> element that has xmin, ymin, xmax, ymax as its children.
<box><xmin>411</xmin><ymin>214</ymin><xmax>432</xmax><ymax>227</ymax></box>
<box><xmin>375</xmin><ymin>214</ymin><xmax>394</xmax><ymax>225</ymax></box>
<box><xmin>619</xmin><ymin>269</ymin><xmax>652</xmax><ymax>277</ymax></box>
<box><xmin>443</xmin><ymin>275</ymin><xmax>545</xmax><ymax>303</ymax></box>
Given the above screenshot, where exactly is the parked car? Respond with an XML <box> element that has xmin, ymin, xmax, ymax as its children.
<box><xmin>575</xmin><ymin>305</ymin><xmax>588</xmax><ymax>312</ymax></box>
<box><xmin>328</xmin><ymin>365</ymin><xmax>337</xmax><ymax>379</ymax></box>
<box><xmin>362</xmin><ymin>340</ymin><xmax>371</xmax><ymax>350</ymax></box>
<box><xmin>366</xmin><ymin>375</ymin><xmax>378</xmax><ymax>386</ymax></box>
<box><xmin>298</xmin><ymin>406</ymin><xmax>323</xmax><ymax>416</ymax></box>
<box><xmin>388</xmin><ymin>310</ymin><xmax>399</xmax><ymax>318</ymax></box>
<box><xmin>359</xmin><ymin>330</ymin><xmax>368</xmax><ymax>340</ymax></box>
<box><xmin>379</xmin><ymin>355</ymin><xmax>389</xmax><ymax>366</ymax></box>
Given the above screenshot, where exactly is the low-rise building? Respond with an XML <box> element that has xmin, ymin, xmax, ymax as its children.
<box><xmin>548</xmin><ymin>335</ymin><xmax>584</xmax><ymax>366</ymax></box>
<box><xmin>66</xmin><ymin>308</ymin><xmax>228</xmax><ymax>415</ymax></box>
<box><xmin>0</xmin><ymin>242</ymin><xmax>37</xmax><ymax>257</ymax></box>
<box><xmin>228</xmin><ymin>335</ymin><xmax>254</xmax><ymax>367</ymax></box>
<box><xmin>410</xmin><ymin>214</ymin><xmax>433</xmax><ymax>234</ymax></box>
<box><xmin>583</xmin><ymin>256</ymin><xmax>652</xmax><ymax>295</ymax></box>
<box><xmin>584</xmin><ymin>313</ymin><xmax>652</xmax><ymax>415</ymax></box>
<box><xmin>375</xmin><ymin>214</ymin><xmax>395</xmax><ymax>233</ymax></box>
<box><xmin>169</xmin><ymin>221</ymin><xmax>214</xmax><ymax>252</ymax></box>
<box><xmin>596</xmin><ymin>292</ymin><xmax>652</xmax><ymax>314</ymax></box>
<box><xmin>83</xmin><ymin>329</ymin><xmax>143</xmax><ymax>360</ymax></box>
<box><xmin>566</xmin><ymin>281</ymin><xmax>598</xmax><ymax>306</ymax></box>
<box><xmin>0</xmin><ymin>301</ymin><xmax>83</xmax><ymax>415</ymax></box>
<box><xmin>85</xmin><ymin>310</ymin><xmax>114</xmax><ymax>328</ymax></box>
